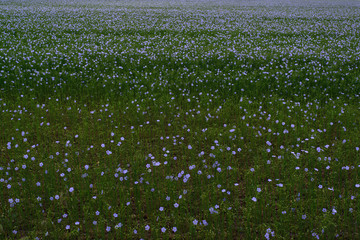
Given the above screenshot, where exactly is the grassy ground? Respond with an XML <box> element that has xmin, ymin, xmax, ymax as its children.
<box><xmin>1</xmin><ymin>0</ymin><xmax>360</xmax><ymax>239</ymax></box>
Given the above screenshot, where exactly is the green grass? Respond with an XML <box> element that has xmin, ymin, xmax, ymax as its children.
<box><xmin>1</xmin><ymin>0</ymin><xmax>360</xmax><ymax>239</ymax></box>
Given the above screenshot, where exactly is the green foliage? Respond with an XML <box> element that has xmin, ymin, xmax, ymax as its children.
<box><xmin>1</xmin><ymin>0</ymin><xmax>360</xmax><ymax>239</ymax></box>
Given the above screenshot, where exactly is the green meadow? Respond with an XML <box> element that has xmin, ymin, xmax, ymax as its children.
<box><xmin>1</xmin><ymin>0</ymin><xmax>360</xmax><ymax>239</ymax></box>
